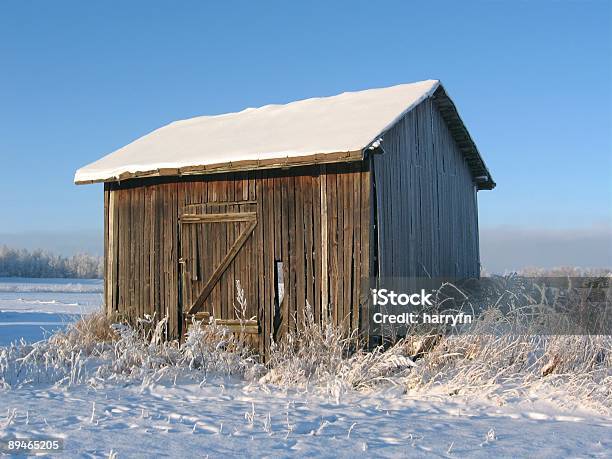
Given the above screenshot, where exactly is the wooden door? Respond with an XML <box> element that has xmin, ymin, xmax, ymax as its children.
<box><xmin>179</xmin><ymin>201</ymin><xmax>259</xmax><ymax>326</ymax></box>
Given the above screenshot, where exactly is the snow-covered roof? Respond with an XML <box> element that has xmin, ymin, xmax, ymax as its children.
<box><xmin>74</xmin><ymin>79</ymin><xmax>493</xmax><ymax>187</ymax></box>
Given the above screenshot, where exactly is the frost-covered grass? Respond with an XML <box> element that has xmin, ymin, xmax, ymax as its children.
<box><xmin>1</xmin><ymin>279</ymin><xmax>611</xmax><ymax>457</ymax></box>
<box><xmin>1</xmin><ymin>304</ymin><xmax>610</xmax><ymax>415</ymax></box>
<box><xmin>0</xmin><ymin>311</ymin><xmax>262</xmax><ymax>389</ymax></box>
<box><xmin>261</xmin><ymin>304</ymin><xmax>611</xmax><ymax>414</ymax></box>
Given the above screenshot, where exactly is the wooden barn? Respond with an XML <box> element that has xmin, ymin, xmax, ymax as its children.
<box><xmin>75</xmin><ymin>79</ymin><xmax>494</xmax><ymax>355</ymax></box>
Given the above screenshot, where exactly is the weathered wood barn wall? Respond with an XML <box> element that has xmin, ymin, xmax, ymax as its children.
<box><xmin>104</xmin><ymin>163</ymin><xmax>370</xmax><ymax>357</ymax></box>
<box><xmin>79</xmin><ymin>80</ymin><xmax>494</xmax><ymax>356</ymax></box>
<box><xmin>372</xmin><ymin>91</ymin><xmax>482</xmax><ymax>280</ymax></box>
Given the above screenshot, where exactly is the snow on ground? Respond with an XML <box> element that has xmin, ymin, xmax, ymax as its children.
<box><xmin>0</xmin><ymin>278</ymin><xmax>103</xmax><ymax>346</ymax></box>
<box><xmin>0</xmin><ymin>279</ymin><xmax>610</xmax><ymax>457</ymax></box>
<box><xmin>1</xmin><ymin>378</ymin><xmax>610</xmax><ymax>458</ymax></box>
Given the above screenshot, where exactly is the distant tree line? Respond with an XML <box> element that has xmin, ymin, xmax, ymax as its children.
<box><xmin>0</xmin><ymin>246</ymin><xmax>103</xmax><ymax>279</ymax></box>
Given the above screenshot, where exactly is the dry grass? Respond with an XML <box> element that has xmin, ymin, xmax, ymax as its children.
<box><xmin>2</xmin><ymin>278</ymin><xmax>610</xmax><ymax>414</ymax></box>
<box><xmin>402</xmin><ymin>329</ymin><xmax>611</xmax><ymax>412</ymax></box>
<box><xmin>258</xmin><ymin>274</ymin><xmax>611</xmax><ymax>412</ymax></box>
<box><xmin>261</xmin><ymin>303</ymin><xmax>351</xmax><ymax>388</ymax></box>
<box><xmin>257</xmin><ymin>303</ymin><xmax>611</xmax><ymax>412</ymax></box>
<box><xmin>56</xmin><ymin>312</ymin><xmax>118</xmax><ymax>348</ymax></box>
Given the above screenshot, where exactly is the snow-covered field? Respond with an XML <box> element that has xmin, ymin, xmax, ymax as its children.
<box><xmin>1</xmin><ymin>377</ymin><xmax>610</xmax><ymax>458</ymax></box>
<box><xmin>0</xmin><ymin>279</ymin><xmax>610</xmax><ymax>457</ymax></box>
<box><xmin>0</xmin><ymin>278</ymin><xmax>102</xmax><ymax>346</ymax></box>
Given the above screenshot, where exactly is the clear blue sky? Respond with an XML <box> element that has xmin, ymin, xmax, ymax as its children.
<box><xmin>0</xmin><ymin>1</ymin><xmax>610</xmax><ymax>268</ymax></box>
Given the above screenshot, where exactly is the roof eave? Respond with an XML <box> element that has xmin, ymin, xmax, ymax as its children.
<box><xmin>74</xmin><ymin>150</ymin><xmax>365</xmax><ymax>185</ymax></box>
<box><xmin>431</xmin><ymin>85</ymin><xmax>495</xmax><ymax>191</ymax></box>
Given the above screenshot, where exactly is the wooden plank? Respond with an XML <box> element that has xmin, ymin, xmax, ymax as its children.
<box><xmin>177</xmin><ymin>184</ymin><xmax>186</xmax><ymax>332</ymax></box>
<box><xmin>272</xmin><ymin>174</ymin><xmax>283</xmax><ymax>346</ymax></box>
<box><xmin>286</xmin><ymin>174</ymin><xmax>296</xmax><ymax>331</ymax></box>
<box><xmin>185</xmin><ymin>311</ymin><xmax>210</xmax><ymax>322</ymax></box>
<box><xmin>110</xmin><ymin>188</ymin><xmax>119</xmax><ymax>315</ymax></box>
<box><xmin>136</xmin><ymin>187</ymin><xmax>143</xmax><ymax>321</ymax></box>
<box><xmin>206</xmin><ymin>181</ymin><xmax>218</xmax><ymax>313</ymax></box>
<box><xmin>295</xmin><ymin>174</ymin><xmax>306</xmax><ymax>327</ymax></box>
<box><xmin>275</xmin><ymin>176</ymin><xmax>289</xmax><ymax>339</ymax></box>
<box><xmin>193</xmin><ymin>181</ymin><xmax>204</xmax><ymax>290</ymax></box>
<box><xmin>181</xmin><ymin>212</ymin><xmax>257</xmax><ymax>223</ymax></box>
<box><xmin>161</xmin><ymin>185</ymin><xmax>169</xmax><ymax>326</ymax></box>
<box><xmin>320</xmin><ymin>165</ymin><xmax>328</xmax><ymax>322</ymax></box>
<box><xmin>255</xmin><ymin>174</ymin><xmax>266</xmax><ymax>353</ymax></box>
<box><xmin>243</xmin><ymin>179</ymin><xmax>258</xmax><ymax>349</ymax></box>
<box><xmin>185</xmin><ymin>313</ymin><xmax>259</xmax><ymax>334</ymax></box>
<box><xmin>103</xmin><ymin>186</ymin><xmax>110</xmax><ymax>315</ymax></box>
<box><xmin>242</xmin><ymin>175</ymin><xmax>250</xmax><ymax>201</ymax></box>
<box><xmin>120</xmin><ymin>188</ymin><xmax>128</xmax><ymax>318</ymax></box>
<box><xmin>165</xmin><ymin>184</ymin><xmax>174</xmax><ymax>330</ymax></box>
<box><xmin>209</xmin><ymin>181</ymin><xmax>221</xmax><ymax>318</ymax></box>
<box><xmin>114</xmin><ymin>188</ymin><xmax>121</xmax><ymax>315</ymax></box>
<box><xmin>116</xmin><ymin>189</ymin><xmax>124</xmax><ymax>315</ymax></box>
<box><xmin>138</xmin><ymin>187</ymin><xmax>145</xmax><ymax>321</ymax></box>
<box><xmin>146</xmin><ymin>186</ymin><xmax>154</xmax><ymax>320</ymax></box>
<box><xmin>128</xmin><ymin>187</ymin><xmax>135</xmax><ymax>319</ymax></box>
<box><xmin>152</xmin><ymin>186</ymin><xmax>160</xmax><ymax>323</ymax></box>
<box><xmin>335</xmin><ymin>171</ymin><xmax>344</xmax><ymax>328</ymax></box>
<box><xmin>188</xmin><ymin>182</ymin><xmax>197</xmax><ymax>312</ymax></box>
<box><xmin>327</xmin><ymin>171</ymin><xmax>338</xmax><ymax>325</ymax></box>
<box><xmin>168</xmin><ymin>184</ymin><xmax>175</xmax><ymax>327</ymax></box>
<box><xmin>226</xmin><ymin>180</ymin><xmax>236</xmax><ymax>323</ymax></box>
<box><xmin>280</xmin><ymin>174</ymin><xmax>290</xmax><ymax>336</ymax></box>
<box><xmin>246</xmin><ymin>177</ymin><xmax>259</xmax><ymax>345</ymax></box>
<box><xmin>218</xmin><ymin>178</ymin><xmax>228</xmax><ymax>321</ymax></box>
<box><xmin>233</xmin><ymin>180</ymin><xmax>244</xmax><ymax>322</ymax></box>
<box><xmin>360</xmin><ymin>164</ymin><xmax>371</xmax><ymax>343</ymax></box>
<box><xmin>264</xmin><ymin>175</ymin><xmax>275</xmax><ymax>355</ymax></box>
<box><xmin>352</xmin><ymin>165</ymin><xmax>361</xmax><ymax>335</ymax></box>
<box><xmin>170</xmin><ymin>183</ymin><xmax>179</xmax><ymax>337</ymax></box>
<box><xmin>212</xmin><ymin>319</ymin><xmax>259</xmax><ymax>334</ymax></box>
<box><xmin>303</xmin><ymin>173</ymin><xmax>314</xmax><ymax>315</ymax></box>
<box><xmin>136</xmin><ymin>187</ymin><xmax>142</xmax><ymax>321</ymax></box>
<box><xmin>342</xmin><ymin>168</ymin><xmax>353</xmax><ymax>333</ymax></box>
<box><xmin>195</xmin><ymin>180</ymin><xmax>206</xmax><ymax>313</ymax></box>
<box><xmin>161</xmin><ymin>184</ymin><xmax>168</xmax><ymax>330</ymax></box>
<box><xmin>141</xmin><ymin>187</ymin><xmax>147</xmax><ymax>321</ymax></box>
<box><xmin>188</xmin><ymin>187</ymin><xmax>198</xmax><ymax>283</ymax></box>
<box><xmin>183</xmin><ymin>200</ymin><xmax>257</xmax><ymax>213</ymax></box>
<box><xmin>312</xmin><ymin>170</ymin><xmax>322</xmax><ymax>323</ymax></box>
<box><xmin>124</xmin><ymin>187</ymin><xmax>131</xmax><ymax>318</ymax></box>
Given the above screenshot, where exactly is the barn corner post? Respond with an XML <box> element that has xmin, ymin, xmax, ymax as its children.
<box><xmin>103</xmin><ymin>182</ymin><xmax>109</xmax><ymax>316</ymax></box>
<box><xmin>79</xmin><ymin>80</ymin><xmax>494</xmax><ymax>354</ymax></box>
<box><xmin>103</xmin><ymin>181</ymin><xmax>118</xmax><ymax>319</ymax></box>
<box><xmin>176</xmin><ymin>208</ymin><xmax>184</xmax><ymax>340</ymax></box>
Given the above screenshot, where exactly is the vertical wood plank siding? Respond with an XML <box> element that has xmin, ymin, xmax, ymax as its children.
<box><xmin>104</xmin><ymin>163</ymin><xmax>371</xmax><ymax>352</ymax></box>
<box><xmin>373</xmin><ymin>98</ymin><xmax>480</xmax><ymax>279</ymax></box>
